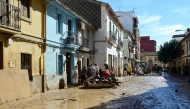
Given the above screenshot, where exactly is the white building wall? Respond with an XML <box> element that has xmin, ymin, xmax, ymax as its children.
<box><xmin>116</xmin><ymin>11</ymin><xmax>134</xmax><ymax>33</ymax></box>
<box><xmin>93</xmin><ymin>5</ymin><xmax>124</xmax><ymax>75</ymax></box>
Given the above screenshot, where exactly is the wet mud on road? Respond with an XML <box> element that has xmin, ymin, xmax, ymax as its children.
<box><xmin>1</xmin><ymin>72</ymin><xmax>190</xmax><ymax>109</ymax></box>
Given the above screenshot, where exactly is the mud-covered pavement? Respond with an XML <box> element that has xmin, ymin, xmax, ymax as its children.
<box><xmin>1</xmin><ymin>72</ymin><xmax>190</xmax><ymax>109</ymax></box>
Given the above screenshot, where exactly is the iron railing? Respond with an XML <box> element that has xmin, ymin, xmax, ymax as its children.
<box><xmin>79</xmin><ymin>37</ymin><xmax>89</xmax><ymax>48</ymax></box>
<box><xmin>67</xmin><ymin>31</ymin><xmax>78</xmax><ymax>45</ymax></box>
<box><xmin>109</xmin><ymin>31</ymin><xmax>117</xmax><ymax>42</ymax></box>
<box><xmin>0</xmin><ymin>0</ymin><xmax>20</xmax><ymax>29</ymax></box>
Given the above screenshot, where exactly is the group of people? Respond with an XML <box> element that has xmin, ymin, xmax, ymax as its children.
<box><xmin>72</xmin><ymin>63</ymin><xmax>116</xmax><ymax>86</ymax></box>
<box><xmin>81</xmin><ymin>64</ymin><xmax>100</xmax><ymax>84</ymax></box>
<box><xmin>124</xmin><ymin>65</ymin><xmax>145</xmax><ymax>76</ymax></box>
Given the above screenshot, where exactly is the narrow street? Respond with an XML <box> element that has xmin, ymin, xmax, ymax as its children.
<box><xmin>1</xmin><ymin>72</ymin><xmax>190</xmax><ymax>109</ymax></box>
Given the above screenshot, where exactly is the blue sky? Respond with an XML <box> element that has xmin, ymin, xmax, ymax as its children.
<box><xmin>99</xmin><ymin>0</ymin><xmax>190</xmax><ymax>50</ymax></box>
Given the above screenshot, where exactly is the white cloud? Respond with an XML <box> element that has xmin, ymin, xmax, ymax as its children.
<box><xmin>139</xmin><ymin>15</ymin><xmax>162</xmax><ymax>25</ymax></box>
<box><xmin>171</xmin><ymin>7</ymin><xmax>190</xmax><ymax>14</ymax></box>
<box><xmin>150</xmin><ymin>24</ymin><xmax>186</xmax><ymax>36</ymax></box>
<box><xmin>140</xmin><ymin>23</ymin><xmax>186</xmax><ymax>46</ymax></box>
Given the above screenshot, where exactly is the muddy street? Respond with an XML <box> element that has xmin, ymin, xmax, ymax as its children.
<box><xmin>1</xmin><ymin>72</ymin><xmax>190</xmax><ymax>109</ymax></box>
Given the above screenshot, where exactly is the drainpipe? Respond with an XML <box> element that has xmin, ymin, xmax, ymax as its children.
<box><xmin>42</xmin><ymin>0</ymin><xmax>53</xmax><ymax>93</ymax></box>
<box><xmin>46</xmin><ymin>0</ymin><xmax>53</xmax><ymax>7</ymax></box>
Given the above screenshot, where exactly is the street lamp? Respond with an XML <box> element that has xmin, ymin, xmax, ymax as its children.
<box><xmin>175</xmin><ymin>29</ymin><xmax>186</xmax><ymax>32</ymax></box>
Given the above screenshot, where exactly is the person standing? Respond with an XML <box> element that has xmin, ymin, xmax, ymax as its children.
<box><xmin>127</xmin><ymin>66</ymin><xmax>132</xmax><ymax>76</ymax></box>
<box><xmin>94</xmin><ymin>64</ymin><xmax>99</xmax><ymax>77</ymax></box>
<box><xmin>81</xmin><ymin>65</ymin><xmax>87</xmax><ymax>84</ymax></box>
<box><xmin>73</xmin><ymin>65</ymin><xmax>78</xmax><ymax>86</ymax></box>
<box><xmin>138</xmin><ymin>65</ymin><xmax>144</xmax><ymax>75</ymax></box>
<box><xmin>90</xmin><ymin>64</ymin><xmax>96</xmax><ymax>78</ymax></box>
<box><xmin>182</xmin><ymin>65</ymin><xmax>189</xmax><ymax>76</ymax></box>
<box><xmin>104</xmin><ymin>63</ymin><xmax>109</xmax><ymax>71</ymax></box>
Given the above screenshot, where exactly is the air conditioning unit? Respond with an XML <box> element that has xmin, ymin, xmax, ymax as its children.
<box><xmin>78</xmin><ymin>21</ymin><xmax>85</xmax><ymax>30</ymax></box>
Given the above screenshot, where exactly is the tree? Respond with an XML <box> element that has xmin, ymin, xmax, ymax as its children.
<box><xmin>158</xmin><ymin>39</ymin><xmax>181</xmax><ymax>64</ymax></box>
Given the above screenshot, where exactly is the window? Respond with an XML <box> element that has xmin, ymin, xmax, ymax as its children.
<box><xmin>109</xmin><ymin>21</ymin><xmax>111</xmax><ymax>32</ymax></box>
<box><xmin>155</xmin><ymin>57</ymin><xmax>157</xmax><ymax>61</ymax></box>
<box><xmin>21</xmin><ymin>53</ymin><xmax>32</xmax><ymax>81</ymax></box>
<box><xmin>187</xmin><ymin>41</ymin><xmax>188</xmax><ymax>53</ymax></box>
<box><xmin>87</xmin><ymin>29</ymin><xmax>89</xmax><ymax>39</ymax></box>
<box><xmin>189</xmin><ymin>40</ymin><xmax>190</xmax><ymax>50</ymax></box>
<box><xmin>20</xmin><ymin>0</ymin><xmax>30</xmax><ymax>18</ymax></box>
<box><xmin>68</xmin><ymin>19</ymin><xmax>72</xmax><ymax>36</ymax></box>
<box><xmin>58</xmin><ymin>14</ymin><xmax>63</xmax><ymax>33</ymax></box>
<box><xmin>113</xmin><ymin>24</ymin><xmax>114</xmax><ymax>33</ymax></box>
<box><xmin>58</xmin><ymin>55</ymin><xmax>63</xmax><ymax>75</ymax></box>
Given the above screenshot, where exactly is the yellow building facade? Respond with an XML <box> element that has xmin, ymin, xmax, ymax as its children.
<box><xmin>0</xmin><ymin>0</ymin><xmax>46</xmax><ymax>102</ymax></box>
<box><xmin>176</xmin><ymin>29</ymin><xmax>190</xmax><ymax>75</ymax></box>
<box><xmin>140</xmin><ymin>52</ymin><xmax>162</xmax><ymax>67</ymax></box>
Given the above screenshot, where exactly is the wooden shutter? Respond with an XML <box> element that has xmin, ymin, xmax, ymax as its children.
<box><xmin>0</xmin><ymin>0</ymin><xmax>9</xmax><ymax>25</ymax></box>
<box><xmin>21</xmin><ymin>0</ymin><xmax>30</xmax><ymax>18</ymax></box>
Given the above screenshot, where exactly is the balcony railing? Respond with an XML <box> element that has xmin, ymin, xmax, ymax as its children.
<box><xmin>0</xmin><ymin>0</ymin><xmax>20</xmax><ymax>29</ymax></box>
<box><xmin>79</xmin><ymin>37</ymin><xmax>89</xmax><ymax>48</ymax></box>
<box><xmin>109</xmin><ymin>31</ymin><xmax>117</xmax><ymax>42</ymax></box>
<box><xmin>67</xmin><ymin>31</ymin><xmax>78</xmax><ymax>45</ymax></box>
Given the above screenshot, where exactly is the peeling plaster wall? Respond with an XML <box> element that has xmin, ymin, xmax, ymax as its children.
<box><xmin>0</xmin><ymin>70</ymin><xmax>31</xmax><ymax>104</ymax></box>
<box><xmin>30</xmin><ymin>75</ymin><xmax>43</xmax><ymax>94</ymax></box>
<box><xmin>45</xmin><ymin>74</ymin><xmax>67</xmax><ymax>90</ymax></box>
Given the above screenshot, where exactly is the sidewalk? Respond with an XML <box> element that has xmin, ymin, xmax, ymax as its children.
<box><xmin>0</xmin><ymin>87</ymin><xmax>79</xmax><ymax>109</ymax></box>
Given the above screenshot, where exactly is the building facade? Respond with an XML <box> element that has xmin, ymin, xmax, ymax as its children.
<box><xmin>96</xmin><ymin>2</ymin><xmax>124</xmax><ymax>76</ymax></box>
<box><xmin>0</xmin><ymin>0</ymin><xmax>46</xmax><ymax>103</ymax></box>
<box><xmin>59</xmin><ymin>0</ymin><xmax>124</xmax><ymax>76</ymax></box>
<box><xmin>175</xmin><ymin>29</ymin><xmax>190</xmax><ymax>75</ymax></box>
<box><xmin>140</xmin><ymin>36</ymin><xmax>156</xmax><ymax>52</ymax></box>
<box><xmin>115</xmin><ymin>11</ymin><xmax>140</xmax><ymax>66</ymax></box>
<box><xmin>140</xmin><ymin>52</ymin><xmax>162</xmax><ymax>67</ymax></box>
<box><xmin>123</xmin><ymin>30</ymin><xmax>135</xmax><ymax>69</ymax></box>
<box><xmin>46</xmin><ymin>0</ymin><xmax>96</xmax><ymax>89</ymax></box>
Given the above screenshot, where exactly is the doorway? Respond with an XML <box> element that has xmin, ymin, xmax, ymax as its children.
<box><xmin>87</xmin><ymin>58</ymin><xmax>89</xmax><ymax>67</ymax></box>
<box><xmin>78</xmin><ymin>61</ymin><xmax>81</xmax><ymax>84</ymax></box>
<box><xmin>66</xmin><ymin>52</ymin><xmax>71</xmax><ymax>85</ymax></box>
<box><xmin>108</xmin><ymin>54</ymin><xmax>112</xmax><ymax>69</ymax></box>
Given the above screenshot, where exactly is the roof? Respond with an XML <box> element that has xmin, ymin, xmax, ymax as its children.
<box><xmin>172</xmin><ymin>34</ymin><xmax>185</xmax><ymax>38</ymax></box>
<box><xmin>176</xmin><ymin>30</ymin><xmax>190</xmax><ymax>47</ymax></box>
<box><xmin>54</xmin><ymin>0</ymin><xmax>102</xmax><ymax>29</ymax></box>
<box><xmin>54</xmin><ymin>0</ymin><xmax>125</xmax><ymax>30</ymax></box>
<box><xmin>102</xmin><ymin>3</ymin><xmax>125</xmax><ymax>30</ymax></box>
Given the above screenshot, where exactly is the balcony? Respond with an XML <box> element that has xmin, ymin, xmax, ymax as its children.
<box><xmin>66</xmin><ymin>31</ymin><xmax>79</xmax><ymax>49</ymax></box>
<box><xmin>130</xmin><ymin>53</ymin><xmax>134</xmax><ymax>59</ymax></box>
<box><xmin>108</xmin><ymin>31</ymin><xmax>117</xmax><ymax>46</ymax></box>
<box><xmin>133</xmin><ymin>23</ymin><xmax>138</xmax><ymax>28</ymax></box>
<box><xmin>0</xmin><ymin>1</ymin><xmax>21</xmax><ymax>31</ymax></box>
<box><xmin>117</xmin><ymin>39</ymin><xmax>123</xmax><ymax>50</ymax></box>
<box><xmin>79</xmin><ymin>37</ymin><xmax>90</xmax><ymax>51</ymax></box>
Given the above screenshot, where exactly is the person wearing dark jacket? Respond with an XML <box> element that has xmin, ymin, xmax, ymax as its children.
<box><xmin>81</xmin><ymin>65</ymin><xmax>87</xmax><ymax>84</ymax></box>
<box><xmin>182</xmin><ymin>65</ymin><xmax>189</xmax><ymax>76</ymax></box>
